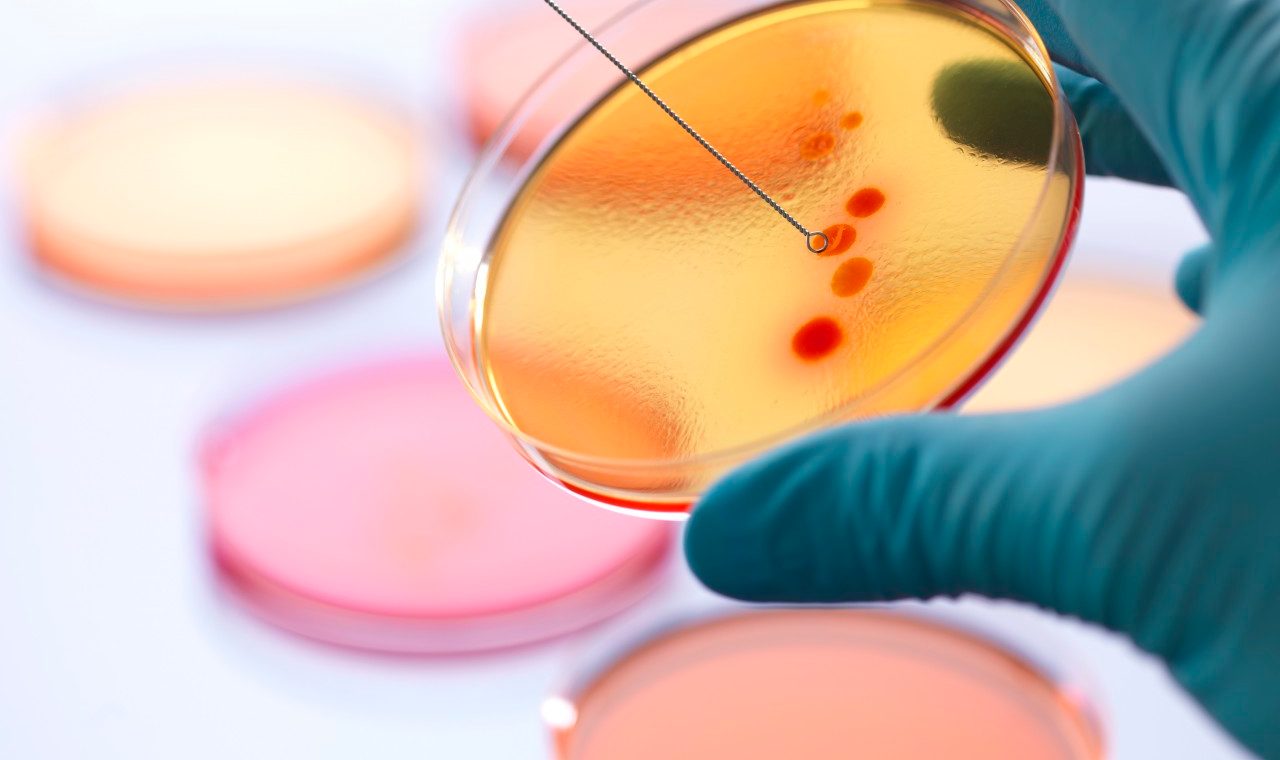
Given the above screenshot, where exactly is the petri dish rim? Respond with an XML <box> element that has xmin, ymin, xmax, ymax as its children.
<box><xmin>439</xmin><ymin>0</ymin><xmax>1084</xmax><ymax>501</ymax></box>
<box><xmin>544</xmin><ymin>606</ymin><xmax>1106</xmax><ymax>758</ymax></box>
<box><xmin>14</xmin><ymin>50</ymin><xmax>434</xmax><ymax>312</ymax></box>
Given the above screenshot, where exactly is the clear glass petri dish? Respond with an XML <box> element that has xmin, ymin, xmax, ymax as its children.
<box><xmin>202</xmin><ymin>355</ymin><xmax>674</xmax><ymax>654</ymax></box>
<box><xmin>15</xmin><ymin>61</ymin><xmax>429</xmax><ymax>310</ymax></box>
<box><xmin>544</xmin><ymin>608</ymin><xmax>1105</xmax><ymax>759</ymax></box>
<box><xmin>440</xmin><ymin>0</ymin><xmax>1083</xmax><ymax>517</ymax></box>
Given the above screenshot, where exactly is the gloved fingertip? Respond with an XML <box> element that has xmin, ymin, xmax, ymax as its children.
<box><xmin>1176</xmin><ymin>245</ymin><xmax>1211</xmax><ymax>315</ymax></box>
<box><xmin>684</xmin><ymin>461</ymin><xmax>787</xmax><ymax>602</ymax></box>
<box><xmin>1056</xmin><ymin>66</ymin><xmax>1174</xmax><ymax>187</ymax></box>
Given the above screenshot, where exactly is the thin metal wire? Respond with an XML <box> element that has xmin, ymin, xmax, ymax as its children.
<box><xmin>541</xmin><ymin>0</ymin><xmax>828</xmax><ymax>254</ymax></box>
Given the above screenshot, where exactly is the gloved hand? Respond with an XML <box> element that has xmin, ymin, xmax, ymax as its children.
<box><xmin>685</xmin><ymin>1</ymin><xmax>1280</xmax><ymax>757</ymax></box>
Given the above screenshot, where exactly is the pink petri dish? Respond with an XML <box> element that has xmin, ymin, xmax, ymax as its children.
<box><xmin>458</xmin><ymin>0</ymin><xmax>631</xmax><ymax>158</ymax></box>
<box><xmin>547</xmin><ymin>610</ymin><xmax>1103</xmax><ymax>759</ymax></box>
<box><xmin>203</xmin><ymin>355</ymin><xmax>673</xmax><ymax>653</ymax></box>
<box><xmin>457</xmin><ymin>0</ymin><xmax>726</xmax><ymax>160</ymax></box>
<box><xmin>18</xmin><ymin>78</ymin><xmax>424</xmax><ymax>309</ymax></box>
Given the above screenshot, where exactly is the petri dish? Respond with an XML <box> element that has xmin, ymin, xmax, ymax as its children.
<box><xmin>19</xmin><ymin>77</ymin><xmax>423</xmax><ymax>308</ymax></box>
<box><xmin>546</xmin><ymin>609</ymin><xmax>1104</xmax><ymax>759</ymax></box>
<box><xmin>440</xmin><ymin>0</ymin><xmax>1083</xmax><ymax>516</ymax></box>
<box><xmin>966</xmin><ymin>276</ymin><xmax>1198</xmax><ymax>411</ymax></box>
<box><xmin>458</xmin><ymin>0</ymin><xmax>630</xmax><ymax>159</ymax></box>
<box><xmin>458</xmin><ymin>0</ymin><xmax>725</xmax><ymax>160</ymax></box>
<box><xmin>202</xmin><ymin>355</ymin><xmax>673</xmax><ymax>653</ymax></box>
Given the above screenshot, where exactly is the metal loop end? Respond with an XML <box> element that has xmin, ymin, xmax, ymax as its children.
<box><xmin>807</xmin><ymin>231</ymin><xmax>830</xmax><ymax>255</ymax></box>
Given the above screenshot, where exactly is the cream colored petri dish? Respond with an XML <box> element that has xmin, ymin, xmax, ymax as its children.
<box><xmin>19</xmin><ymin>79</ymin><xmax>422</xmax><ymax>307</ymax></box>
<box><xmin>547</xmin><ymin>610</ymin><xmax>1103</xmax><ymax>759</ymax></box>
<box><xmin>966</xmin><ymin>276</ymin><xmax>1198</xmax><ymax>411</ymax></box>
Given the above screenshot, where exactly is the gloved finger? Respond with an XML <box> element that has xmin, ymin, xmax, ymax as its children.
<box><xmin>1057</xmin><ymin>67</ymin><xmax>1172</xmax><ymax>186</ymax></box>
<box><xmin>1175</xmin><ymin>244</ymin><xmax>1212</xmax><ymax>315</ymax></box>
<box><xmin>1041</xmin><ymin>0</ymin><xmax>1280</xmax><ymax>255</ymax></box>
<box><xmin>685</xmin><ymin>403</ymin><xmax>1117</xmax><ymax>612</ymax></box>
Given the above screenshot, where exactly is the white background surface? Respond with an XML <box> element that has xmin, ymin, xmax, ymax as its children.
<box><xmin>0</xmin><ymin>1</ymin><xmax>1254</xmax><ymax>758</ymax></box>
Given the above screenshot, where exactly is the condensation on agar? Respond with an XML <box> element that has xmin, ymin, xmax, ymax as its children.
<box><xmin>820</xmin><ymin>223</ymin><xmax>856</xmax><ymax>256</ymax></box>
<box><xmin>792</xmin><ymin>317</ymin><xmax>843</xmax><ymax>361</ymax></box>
<box><xmin>832</xmin><ymin>257</ymin><xmax>874</xmax><ymax>297</ymax></box>
<box><xmin>847</xmin><ymin>187</ymin><xmax>887</xmax><ymax>217</ymax></box>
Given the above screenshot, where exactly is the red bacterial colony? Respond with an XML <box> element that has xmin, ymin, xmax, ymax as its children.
<box><xmin>821</xmin><ymin>223</ymin><xmax>856</xmax><ymax>256</ymax></box>
<box><xmin>847</xmin><ymin>187</ymin><xmax>886</xmax><ymax>218</ymax></box>
<box><xmin>840</xmin><ymin>112</ymin><xmax>864</xmax><ymax>130</ymax></box>
<box><xmin>792</xmin><ymin>317</ymin><xmax>843</xmax><ymax>361</ymax></box>
<box><xmin>800</xmin><ymin>132</ymin><xmax>837</xmax><ymax>160</ymax></box>
<box><xmin>812</xmin><ymin>89</ymin><xmax>832</xmax><ymax>105</ymax></box>
<box><xmin>832</xmin><ymin>257</ymin><xmax>874</xmax><ymax>297</ymax></box>
<box><xmin>789</xmin><ymin>106</ymin><xmax>887</xmax><ymax>362</ymax></box>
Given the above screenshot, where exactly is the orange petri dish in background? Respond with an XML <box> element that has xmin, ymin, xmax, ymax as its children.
<box><xmin>548</xmin><ymin>610</ymin><xmax>1103</xmax><ymax>759</ymax></box>
<box><xmin>203</xmin><ymin>356</ymin><xmax>672</xmax><ymax>653</ymax></box>
<box><xmin>19</xmin><ymin>79</ymin><xmax>423</xmax><ymax>308</ymax></box>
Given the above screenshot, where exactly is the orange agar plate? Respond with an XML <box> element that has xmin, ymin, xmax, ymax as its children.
<box><xmin>549</xmin><ymin>610</ymin><xmax>1103</xmax><ymax>759</ymax></box>
<box><xmin>20</xmin><ymin>80</ymin><xmax>422</xmax><ymax>307</ymax></box>
<box><xmin>443</xmin><ymin>0</ymin><xmax>1083</xmax><ymax>514</ymax></box>
<box><xmin>203</xmin><ymin>356</ymin><xmax>672</xmax><ymax>653</ymax></box>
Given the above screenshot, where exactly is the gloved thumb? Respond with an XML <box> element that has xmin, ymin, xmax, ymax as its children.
<box><xmin>685</xmin><ymin>401</ymin><xmax>1124</xmax><ymax>619</ymax></box>
<box><xmin>1175</xmin><ymin>244</ymin><xmax>1211</xmax><ymax>316</ymax></box>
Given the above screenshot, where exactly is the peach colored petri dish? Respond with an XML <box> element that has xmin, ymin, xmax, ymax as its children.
<box><xmin>547</xmin><ymin>610</ymin><xmax>1103</xmax><ymax>759</ymax></box>
<box><xmin>203</xmin><ymin>356</ymin><xmax>673</xmax><ymax>653</ymax></box>
<box><xmin>966</xmin><ymin>276</ymin><xmax>1198</xmax><ymax>412</ymax></box>
<box><xmin>19</xmin><ymin>79</ymin><xmax>422</xmax><ymax>308</ymax></box>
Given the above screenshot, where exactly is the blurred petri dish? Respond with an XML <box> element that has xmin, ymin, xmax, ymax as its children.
<box><xmin>458</xmin><ymin>0</ymin><xmax>629</xmax><ymax>158</ymax></box>
<box><xmin>547</xmin><ymin>610</ymin><xmax>1103</xmax><ymax>759</ymax></box>
<box><xmin>458</xmin><ymin>0</ymin><xmax>727</xmax><ymax>159</ymax></box>
<box><xmin>441</xmin><ymin>0</ymin><xmax>1083</xmax><ymax>516</ymax></box>
<box><xmin>203</xmin><ymin>356</ymin><xmax>673</xmax><ymax>653</ymax></box>
<box><xmin>966</xmin><ymin>277</ymin><xmax>1198</xmax><ymax>412</ymax></box>
<box><xmin>19</xmin><ymin>78</ymin><xmax>423</xmax><ymax>308</ymax></box>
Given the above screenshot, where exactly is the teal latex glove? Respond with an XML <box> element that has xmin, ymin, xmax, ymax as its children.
<box><xmin>685</xmin><ymin>1</ymin><xmax>1280</xmax><ymax>757</ymax></box>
